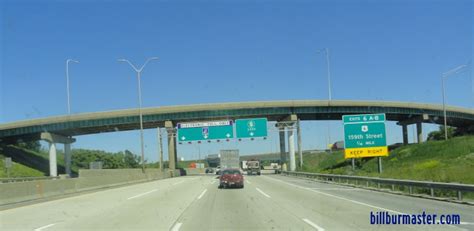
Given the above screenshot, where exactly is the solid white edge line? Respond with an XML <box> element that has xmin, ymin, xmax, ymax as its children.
<box><xmin>197</xmin><ymin>189</ymin><xmax>208</xmax><ymax>199</ymax></box>
<box><xmin>264</xmin><ymin>176</ymin><xmax>463</xmax><ymax>230</ymax></box>
<box><xmin>34</xmin><ymin>223</ymin><xmax>56</xmax><ymax>231</ymax></box>
<box><xmin>303</xmin><ymin>218</ymin><xmax>325</xmax><ymax>231</ymax></box>
<box><xmin>171</xmin><ymin>222</ymin><xmax>182</xmax><ymax>231</ymax></box>
<box><xmin>246</xmin><ymin>180</ymin><xmax>252</xmax><ymax>184</ymax></box>
<box><xmin>256</xmin><ymin>188</ymin><xmax>271</xmax><ymax>198</ymax></box>
<box><xmin>127</xmin><ymin>189</ymin><xmax>158</xmax><ymax>200</ymax></box>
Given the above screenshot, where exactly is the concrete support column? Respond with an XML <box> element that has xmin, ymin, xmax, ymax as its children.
<box><xmin>41</xmin><ymin>132</ymin><xmax>75</xmax><ymax>177</ymax></box>
<box><xmin>402</xmin><ymin>124</ymin><xmax>408</xmax><ymax>145</ymax></box>
<box><xmin>297</xmin><ymin>119</ymin><xmax>303</xmax><ymax>168</ymax></box>
<box><xmin>279</xmin><ymin>127</ymin><xmax>286</xmax><ymax>164</ymax></box>
<box><xmin>64</xmin><ymin>143</ymin><xmax>71</xmax><ymax>176</ymax></box>
<box><xmin>165</xmin><ymin>121</ymin><xmax>177</xmax><ymax>170</ymax></box>
<box><xmin>416</xmin><ymin>122</ymin><xmax>423</xmax><ymax>144</ymax></box>
<box><xmin>288</xmin><ymin>127</ymin><xmax>296</xmax><ymax>172</ymax></box>
<box><xmin>48</xmin><ymin>142</ymin><xmax>57</xmax><ymax>177</ymax></box>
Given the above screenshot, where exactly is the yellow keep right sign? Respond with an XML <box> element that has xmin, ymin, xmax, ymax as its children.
<box><xmin>344</xmin><ymin>146</ymin><xmax>389</xmax><ymax>159</ymax></box>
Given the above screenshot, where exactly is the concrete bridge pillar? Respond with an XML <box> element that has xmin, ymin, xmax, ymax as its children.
<box><xmin>416</xmin><ymin>122</ymin><xmax>423</xmax><ymax>144</ymax></box>
<box><xmin>165</xmin><ymin>121</ymin><xmax>177</xmax><ymax>170</ymax></box>
<box><xmin>288</xmin><ymin>127</ymin><xmax>296</xmax><ymax>172</ymax></box>
<box><xmin>41</xmin><ymin>132</ymin><xmax>75</xmax><ymax>177</ymax></box>
<box><xmin>48</xmin><ymin>142</ymin><xmax>57</xmax><ymax>177</ymax></box>
<box><xmin>277</xmin><ymin>114</ymin><xmax>298</xmax><ymax>171</ymax></box>
<box><xmin>278</xmin><ymin>126</ymin><xmax>286</xmax><ymax>164</ymax></box>
<box><xmin>402</xmin><ymin>124</ymin><xmax>408</xmax><ymax>145</ymax></box>
<box><xmin>397</xmin><ymin>114</ymin><xmax>428</xmax><ymax>145</ymax></box>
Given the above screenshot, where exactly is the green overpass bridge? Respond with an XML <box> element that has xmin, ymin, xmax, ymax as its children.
<box><xmin>1</xmin><ymin>100</ymin><xmax>474</xmax><ymax>176</ymax></box>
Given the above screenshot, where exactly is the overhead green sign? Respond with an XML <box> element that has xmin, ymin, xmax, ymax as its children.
<box><xmin>343</xmin><ymin>114</ymin><xmax>388</xmax><ymax>158</ymax></box>
<box><xmin>177</xmin><ymin>120</ymin><xmax>233</xmax><ymax>142</ymax></box>
<box><xmin>235</xmin><ymin>118</ymin><xmax>268</xmax><ymax>138</ymax></box>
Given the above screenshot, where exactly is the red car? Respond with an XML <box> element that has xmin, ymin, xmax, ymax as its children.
<box><xmin>218</xmin><ymin>168</ymin><xmax>244</xmax><ymax>189</ymax></box>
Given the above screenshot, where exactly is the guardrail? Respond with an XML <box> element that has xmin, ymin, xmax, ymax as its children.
<box><xmin>0</xmin><ymin>176</ymin><xmax>60</xmax><ymax>184</ymax></box>
<box><xmin>282</xmin><ymin>171</ymin><xmax>474</xmax><ymax>202</ymax></box>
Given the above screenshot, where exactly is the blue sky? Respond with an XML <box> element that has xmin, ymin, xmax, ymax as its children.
<box><xmin>1</xmin><ymin>0</ymin><xmax>472</xmax><ymax>161</ymax></box>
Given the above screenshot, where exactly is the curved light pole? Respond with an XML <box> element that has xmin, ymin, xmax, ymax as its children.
<box><xmin>118</xmin><ymin>57</ymin><xmax>159</xmax><ymax>171</ymax></box>
<box><xmin>66</xmin><ymin>59</ymin><xmax>79</xmax><ymax>115</ymax></box>
<box><xmin>441</xmin><ymin>64</ymin><xmax>468</xmax><ymax>140</ymax></box>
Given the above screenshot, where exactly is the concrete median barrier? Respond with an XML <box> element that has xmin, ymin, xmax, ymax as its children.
<box><xmin>0</xmin><ymin>168</ymin><xmax>180</xmax><ymax>207</ymax></box>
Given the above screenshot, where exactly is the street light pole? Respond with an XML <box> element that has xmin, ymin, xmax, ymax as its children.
<box><xmin>324</xmin><ymin>48</ymin><xmax>332</xmax><ymax>101</ymax></box>
<box><xmin>441</xmin><ymin>64</ymin><xmax>468</xmax><ymax>140</ymax></box>
<box><xmin>66</xmin><ymin>59</ymin><xmax>79</xmax><ymax>115</ymax></box>
<box><xmin>317</xmin><ymin>48</ymin><xmax>333</xmax><ymax>149</ymax></box>
<box><xmin>118</xmin><ymin>57</ymin><xmax>159</xmax><ymax>172</ymax></box>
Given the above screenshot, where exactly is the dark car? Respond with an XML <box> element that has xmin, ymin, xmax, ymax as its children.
<box><xmin>218</xmin><ymin>169</ymin><xmax>244</xmax><ymax>189</ymax></box>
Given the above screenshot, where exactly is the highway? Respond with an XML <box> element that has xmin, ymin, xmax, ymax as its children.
<box><xmin>1</xmin><ymin>174</ymin><xmax>473</xmax><ymax>230</ymax></box>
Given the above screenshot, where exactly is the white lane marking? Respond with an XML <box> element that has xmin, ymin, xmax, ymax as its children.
<box><xmin>127</xmin><ymin>189</ymin><xmax>158</xmax><ymax>200</ymax></box>
<box><xmin>197</xmin><ymin>189</ymin><xmax>208</xmax><ymax>200</ymax></box>
<box><xmin>303</xmin><ymin>218</ymin><xmax>325</xmax><ymax>231</ymax></box>
<box><xmin>461</xmin><ymin>222</ymin><xmax>474</xmax><ymax>225</ymax></box>
<box><xmin>263</xmin><ymin>176</ymin><xmax>402</xmax><ymax>214</ymax></box>
<box><xmin>308</xmin><ymin>187</ymin><xmax>361</xmax><ymax>191</ymax></box>
<box><xmin>171</xmin><ymin>222</ymin><xmax>182</xmax><ymax>231</ymax></box>
<box><xmin>246</xmin><ymin>180</ymin><xmax>252</xmax><ymax>184</ymax></box>
<box><xmin>256</xmin><ymin>188</ymin><xmax>271</xmax><ymax>198</ymax></box>
<box><xmin>211</xmin><ymin>180</ymin><xmax>216</xmax><ymax>184</ymax></box>
<box><xmin>172</xmin><ymin>181</ymin><xmax>184</xmax><ymax>186</ymax></box>
<box><xmin>34</xmin><ymin>223</ymin><xmax>56</xmax><ymax>231</ymax></box>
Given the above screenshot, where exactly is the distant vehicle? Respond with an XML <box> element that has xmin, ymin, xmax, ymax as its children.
<box><xmin>177</xmin><ymin>168</ymin><xmax>186</xmax><ymax>176</ymax></box>
<box><xmin>205</xmin><ymin>167</ymin><xmax>214</xmax><ymax>174</ymax></box>
<box><xmin>271</xmin><ymin>163</ymin><xmax>281</xmax><ymax>174</ymax></box>
<box><xmin>219</xmin><ymin>149</ymin><xmax>240</xmax><ymax>169</ymax></box>
<box><xmin>331</xmin><ymin>141</ymin><xmax>345</xmax><ymax>151</ymax></box>
<box><xmin>245</xmin><ymin>159</ymin><xmax>261</xmax><ymax>175</ymax></box>
<box><xmin>241</xmin><ymin>160</ymin><xmax>248</xmax><ymax>170</ymax></box>
<box><xmin>218</xmin><ymin>168</ymin><xmax>244</xmax><ymax>189</ymax></box>
<box><xmin>215</xmin><ymin>166</ymin><xmax>221</xmax><ymax>175</ymax></box>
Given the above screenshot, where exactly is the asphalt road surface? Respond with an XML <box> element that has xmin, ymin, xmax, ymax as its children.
<box><xmin>1</xmin><ymin>174</ymin><xmax>473</xmax><ymax>230</ymax></box>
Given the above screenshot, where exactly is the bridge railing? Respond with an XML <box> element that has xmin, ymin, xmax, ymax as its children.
<box><xmin>0</xmin><ymin>176</ymin><xmax>60</xmax><ymax>184</ymax></box>
<box><xmin>282</xmin><ymin>171</ymin><xmax>474</xmax><ymax>202</ymax></box>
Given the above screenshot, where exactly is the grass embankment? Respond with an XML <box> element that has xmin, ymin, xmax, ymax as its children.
<box><xmin>299</xmin><ymin>136</ymin><xmax>474</xmax><ymax>184</ymax></box>
<box><xmin>0</xmin><ymin>145</ymin><xmax>45</xmax><ymax>177</ymax></box>
<box><xmin>0</xmin><ymin>145</ymin><xmax>67</xmax><ymax>177</ymax></box>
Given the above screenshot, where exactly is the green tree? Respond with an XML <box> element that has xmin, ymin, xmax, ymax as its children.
<box><xmin>16</xmin><ymin>140</ymin><xmax>41</xmax><ymax>152</ymax></box>
<box><xmin>427</xmin><ymin>126</ymin><xmax>455</xmax><ymax>141</ymax></box>
<box><xmin>123</xmin><ymin>150</ymin><xmax>140</xmax><ymax>168</ymax></box>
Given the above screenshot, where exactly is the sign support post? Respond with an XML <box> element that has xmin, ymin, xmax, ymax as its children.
<box><xmin>378</xmin><ymin>157</ymin><xmax>383</xmax><ymax>173</ymax></box>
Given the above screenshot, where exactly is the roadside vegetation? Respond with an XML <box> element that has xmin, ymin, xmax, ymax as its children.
<box><xmin>298</xmin><ymin>135</ymin><xmax>474</xmax><ymax>184</ymax></box>
<box><xmin>0</xmin><ymin>154</ymin><xmax>44</xmax><ymax>178</ymax></box>
<box><xmin>0</xmin><ymin>141</ymin><xmax>143</xmax><ymax>177</ymax></box>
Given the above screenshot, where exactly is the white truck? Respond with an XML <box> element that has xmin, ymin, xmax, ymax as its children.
<box><xmin>219</xmin><ymin>149</ymin><xmax>240</xmax><ymax>171</ymax></box>
<box><xmin>245</xmin><ymin>159</ymin><xmax>261</xmax><ymax>175</ymax></box>
<box><xmin>241</xmin><ymin>160</ymin><xmax>248</xmax><ymax>171</ymax></box>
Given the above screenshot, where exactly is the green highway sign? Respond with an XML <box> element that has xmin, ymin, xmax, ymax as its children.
<box><xmin>343</xmin><ymin>113</ymin><xmax>388</xmax><ymax>158</ymax></box>
<box><xmin>235</xmin><ymin>118</ymin><xmax>268</xmax><ymax>138</ymax></box>
<box><xmin>177</xmin><ymin>120</ymin><xmax>234</xmax><ymax>142</ymax></box>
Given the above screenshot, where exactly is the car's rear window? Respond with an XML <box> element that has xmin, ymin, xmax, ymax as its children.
<box><xmin>222</xmin><ymin>170</ymin><xmax>241</xmax><ymax>175</ymax></box>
